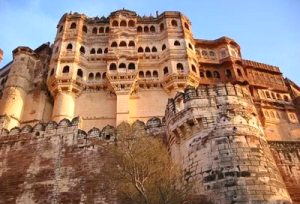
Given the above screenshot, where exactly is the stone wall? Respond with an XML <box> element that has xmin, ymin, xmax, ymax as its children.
<box><xmin>269</xmin><ymin>141</ymin><xmax>300</xmax><ymax>204</ymax></box>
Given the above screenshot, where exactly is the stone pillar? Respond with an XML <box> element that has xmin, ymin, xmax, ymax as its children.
<box><xmin>116</xmin><ymin>94</ymin><xmax>129</xmax><ymax>125</ymax></box>
<box><xmin>52</xmin><ymin>92</ymin><xmax>76</xmax><ymax>122</ymax></box>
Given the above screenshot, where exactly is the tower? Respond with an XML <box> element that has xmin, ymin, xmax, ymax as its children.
<box><xmin>165</xmin><ymin>83</ymin><xmax>292</xmax><ymax>204</ymax></box>
<box><xmin>0</xmin><ymin>47</ymin><xmax>36</xmax><ymax>130</ymax></box>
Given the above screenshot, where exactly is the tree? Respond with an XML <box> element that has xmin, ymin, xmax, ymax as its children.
<box><xmin>102</xmin><ymin>122</ymin><xmax>194</xmax><ymax>204</ymax></box>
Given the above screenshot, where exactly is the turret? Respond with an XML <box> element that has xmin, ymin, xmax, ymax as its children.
<box><xmin>165</xmin><ymin>83</ymin><xmax>292</xmax><ymax>204</ymax></box>
<box><xmin>0</xmin><ymin>48</ymin><xmax>3</xmax><ymax>63</ymax></box>
<box><xmin>0</xmin><ymin>47</ymin><xmax>37</xmax><ymax>129</ymax></box>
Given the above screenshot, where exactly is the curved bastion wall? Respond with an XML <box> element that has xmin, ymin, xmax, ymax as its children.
<box><xmin>165</xmin><ymin>83</ymin><xmax>292</xmax><ymax>204</ymax></box>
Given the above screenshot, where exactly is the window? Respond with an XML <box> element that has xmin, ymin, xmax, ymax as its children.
<box><xmin>174</xmin><ymin>40</ymin><xmax>180</xmax><ymax>46</ymax></box>
<box><xmin>111</xmin><ymin>41</ymin><xmax>118</xmax><ymax>47</ymax></box>
<box><xmin>162</xmin><ymin>44</ymin><xmax>166</xmax><ymax>51</ymax></box>
<box><xmin>160</xmin><ymin>23</ymin><xmax>164</xmax><ymax>31</ymax></box>
<box><xmin>191</xmin><ymin>65</ymin><xmax>196</xmax><ymax>73</ymax></box>
<box><xmin>271</xmin><ymin>92</ymin><xmax>276</xmax><ymax>99</ymax></box>
<box><xmin>266</xmin><ymin>92</ymin><xmax>271</xmax><ymax>98</ymax></box>
<box><xmin>102</xmin><ymin>72</ymin><xmax>106</xmax><ymax>79</ymax></box>
<box><xmin>104</xmin><ymin>48</ymin><xmax>108</xmax><ymax>53</ymax></box>
<box><xmin>284</xmin><ymin>95</ymin><xmax>289</xmax><ymax>102</ymax></box>
<box><xmin>225</xmin><ymin>69</ymin><xmax>232</xmax><ymax>78</ymax></box>
<box><xmin>59</xmin><ymin>26</ymin><xmax>63</xmax><ymax>33</ymax></box>
<box><xmin>163</xmin><ymin>67</ymin><xmax>169</xmax><ymax>75</ymax></box>
<box><xmin>66</xmin><ymin>43</ymin><xmax>72</xmax><ymax>50</ymax></box>
<box><xmin>80</xmin><ymin>46</ymin><xmax>85</xmax><ymax>54</ymax></box>
<box><xmin>137</xmin><ymin>26</ymin><xmax>143</xmax><ymax>32</ymax></box>
<box><xmin>139</xmin><ymin>71</ymin><xmax>144</xmax><ymax>78</ymax></box>
<box><xmin>213</xmin><ymin>71</ymin><xmax>220</xmax><ymax>78</ymax></box>
<box><xmin>128</xmin><ymin>41</ymin><xmax>135</xmax><ymax>47</ymax></box>
<box><xmin>88</xmin><ymin>73</ymin><xmax>94</xmax><ymax>80</ymax></box>
<box><xmin>202</xmin><ymin>50</ymin><xmax>208</xmax><ymax>56</ymax></box>
<box><xmin>70</xmin><ymin>22</ymin><xmax>76</xmax><ymax>29</ymax></box>
<box><xmin>171</xmin><ymin>20</ymin><xmax>178</xmax><ymax>27</ymax></box>
<box><xmin>92</xmin><ymin>27</ymin><xmax>97</xmax><ymax>34</ymax></box>
<box><xmin>77</xmin><ymin>69</ymin><xmax>83</xmax><ymax>78</ymax></box>
<box><xmin>200</xmin><ymin>71</ymin><xmax>204</xmax><ymax>77</ymax></box>
<box><xmin>128</xmin><ymin>20</ymin><xmax>135</xmax><ymax>27</ymax></box>
<box><xmin>209</xmin><ymin>51</ymin><xmax>215</xmax><ymax>56</ymax></box>
<box><xmin>152</xmin><ymin>47</ymin><xmax>157</xmax><ymax>52</ymax></box>
<box><xmin>120</xmin><ymin>20</ymin><xmax>127</xmax><ymax>27</ymax></box>
<box><xmin>105</xmin><ymin>27</ymin><xmax>109</xmax><ymax>33</ymax></box>
<box><xmin>95</xmin><ymin>72</ymin><xmax>101</xmax><ymax>79</ymax></box>
<box><xmin>119</xmin><ymin>63</ymin><xmax>126</xmax><ymax>69</ymax></box>
<box><xmin>206</xmin><ymin>71</ymin><xmax>212</xmax><ymax>78</ymax></box>
<box><xmin>90</xmin><ymin>48</ymin><xmax>95</xmax><ymax>54</ymax></box>
<box><xmin>62</xmin><ymin>66</ymin><xmax>70</xmax><ymax>74</ymax></box>
<box><xmin>153</xmin><ymin>71</ymin><xmax>158</xmax><ymax>77</ymax></box>
<box><xmin>109</xmin><ymin>63</ymin><xmax>117</xmax><ymax>70</ymax></box>
<box><xmin>97</xmin><ymin>48</ymin><xmax>102</xmax><ymax>54</ymax></box>
<box><xmin>188</xmin><ymin>43</ymin><xmax>193</xmax><ymax>50</ymax></box>
<box><xmin>50</xmin><ymin>69</ymin><xmax>54</xmax><ymax>76</ymax></box>
<box><xmin>177</xmin><ymin>63</ymin><xmax>184</xmax><ymax>72</ymax></box>
<box><xmin>144</xmin><ymin>26</ymin><xmax>149</xmax><ymax>32</ymax></box>
<box><xmin>237</xmin><ymin>69</ymin><xmax>243</xmax><ymax>77</ymax></box>
<box><xmin>128</xmin><ymin>63</ymin><xmax>135</xmax><ymax>70</ymax></box>
<box><xmin>146</xmin><ymin>71</ymin><xmax>151</xmax><ymax>77</ymax></box>
<box><xmin>270</xmin><ymin>111</ymin><xmax>275</xmax><ymax>118</ymax></box>
<box><xmin>119</xmin><ymin>41</ymin><xmax>127</xmax><ymax>47</ymax></box>
<box><xmin>145</xmin><ymin>47</ymin><xmax>150</xmax><ymax>53</ymax></box>
<box><xmin>112</xmin><ymin>20</ymin><xmax>118</xmax><ymax>27</ymax></box>
<box><xmin>138</xmin><ymin>47</ymin><xmax>144</xmax><ymax>53</ymax></box>
<box><xmin>82</xmin><ymin>25</ymin><xmax>87</xmax><ymax>33</ymax></box>
<box><xmin>184</xmin><ymin>22</ymin><xmax>189</xmax><ymax>30</ymax></box>
<box><xmin>150</xmin><ymin>25</ymin><xmax>155</xmax><ymax>32</ymax></box>
<box><xmin>99</xmin><ymin>27</ymin><xmax>104</xmax><ymax>33</ymax></box>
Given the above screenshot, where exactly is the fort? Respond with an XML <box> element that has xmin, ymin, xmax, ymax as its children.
<box><xmin>0</xmin><ymin>9</ymin><xmax>299</xmax><ymax>204</ymax></box>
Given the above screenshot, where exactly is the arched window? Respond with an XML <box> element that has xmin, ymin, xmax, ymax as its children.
<box><xmin>213</xmin><ymin>71</ymin><xmax>220</xmax><ymax>78</ymax></box>
<box><xmin>138</xmin><ymin>47</ymin><xmax>144</xmax><ymax>53</ymax></box>
<box><xmin>145</xmin><ymin>47</ymin><xmax>150</xmax><ymax>53</ymax></box>
<box><xmin>70</xmin><ymin>22</ymin><xmax>76</xmax><ymax>29</ymax></box>
<box><xmin>88</xmin><ymin>73</ymin><xmax>94</xmax><ymax>80</ymax></box>
<box><xmin>237</xmin><ymin>68</ymin><xmax>243</xmax><ymax>77</ymax></box>
<box><xmin>200</xmin><ymin>71</ymin><xmax>205</xmax><ymax>77</ymax></box>
<box><xmin>266</xmin><ymin>92</ymin><xmax>271</xmax><ymax>98</ymax></box>
<box><xmin>144</xmin><ymin>26</ymin><xmax>149</xmax><ymax>32</ymax></box>
<box><xmin>171</xmin><ymin>20</ymin><xmax>178</xmax><ymax>27</ymax></box>
<box><xmin>150</xmin><ymin>25</ymin><xmax>155</xmax><ymax>32</ymax></box>
<box><xmin>128</xmin><ymin>41</ymin><xmax>135</xmax><ymax>47</ymax></box>
<box><xmin>109</xmin><ymin>63</ymin><xmax>117</xmax><ymax>70</ymax></box>
<box><xmin>225</xmin><ymin>69</ymin><xmax>232</xmax><ymax>78</ymax></box>
<box><xmin>92</xmin><ymin>27</ymin><xmax>97</xmax><ymax>34</ymax></box>
<box><xmin>209</xmin><ymin>51</ymin><xmax>215</xmax><ymax>56</ymax></box>
<box><xmin>137</xmin><ymin>26</ymin><xmax>143</xmax><ymax>32</ymax></box>
<box><xmin>104</xmin><ymin>48</ymin><xmax>108</xmax><ymax>53</ymax></box>
<box><xmin>50</xmin><ymin>68</ymin><xmax>54</xmax><ymax>76</ymax></box>
<box><xmin>152</xmin><ymin>47</ymin><xmax>157</xmax><ymax>52</ymax></box>
<box><xmin>119</xmin><ymin>41</ymin><xmax>127</xmax><ymax>47</ymax></box>
<box><xmin>162</xmin><ymin>44</ymin><xmax>166</xmax><ymax>51</ymax></box>
<box><xmin>146</xmin><ymin>71</ymin><xmax>151</xmax><ymax>77</ymax></box>
<box><xmin>277</xmin><ymin>94</ymin><xmax>282</xmax><ymax>100</ymax></box>
<box><xmin>82</xmin><ymin>25</ymin><xmax>87</xmax><ymax>33</ymax></box>
<box><xmin>163</xmin><ymin>67</ymin><xmax>169</xmax><ymax>75</ymax></box>
<box><xmin>80</xmin><ymin>46</ymin><xmax>85</xmax><ymax>54</ymax></box>
<box><xmin>120</xmin><ymin>20</ymin><xmax>127</xmax><ymax>27</ymax></box>
<box><xmin>270</xmin><ymin>111</ymin><xmax>275</xmax><ymax>118</ymax></box>
<box><xmin>97</xmin><ymin>48</ymin><xmax>102</xmax><ymax>54</ymax></box>
<box><xmin>206</xmin><ymin>71</ymin><xmax>212</xmax><ymax>78</ymax></box>
<box><xmin>271</xmin><ymin>92</ymin><xmax>276</xmax><ymax>99</ymax></box>
<box><xmin>128</xmin><ymin>63</ymin><xmax>135</xmax><ymax>70</ymax></box>
<box><xmin>102</xmin><ymin>72</ymin><xmax>106</xmax><ymax>79</ymax></box>
<box><xmin>128</xmin><ymin>20</ymin><xmax>135</xmax><ymax>27</ymax></box>
<box><xmin>66</xmin><ymin>43</ymin><xmax>72</xmax><ymax>50</ymax></box>
<box><xmin>184</xmin><ymin>22</ymin><xmax>190</xmax><ymax>30</ymax></box>
<box><xmin>105</xmin><ymin>27</ymin><xmax>109</xmax><ymax>33</ymax></box>
<box><xmin>111</xmin><ymin>41</ymin><xmax>118</xmax><ymax>47</ymax></box>
<box><xmin>77</xmin><ymin>69</ymin><xmax>83</xmax><ymax>78</ymax></box>
<box><xmin>112</xmin><ymin>20</ymin><xmax>118</xmax><ymax>27</ymax></box>
<box><xmin>90</xmin><ymin>48</ymin><xmax>96</xmax><ymax>54</ymax></box>
<box><xmin>177</xmin><ymin>63</ymin><xmax>184</xmax><ymax>72</ymax></box>
<box><xmin>188</xmin><ymin>43</ymin><xmax>193</xmax><ymax>50</ymax></box>
<box><xmin>59</xmin><ymin>26</ymin><xmax>63</xmax><ymax>33</ymax></box>
<box><xmin>153</xmin><ymin>70</ymin><xmax>158</xmax><ymax>77</ymax></box>
<box><xmin>62</xmin><ymin>66</ymin><xmax>70</xmax><ymax>74</ymax></box>
<box><xmin>99</xmin><ymin>27</ymin><xmax>104</xmax><ymax>33</ymax></box>
<box><xmin>119</xmin><ymin>63</ymin><xmax>126</xmax><ymax>69</ymax></box>
<box><xmin>284</xmin><ymin>95</ymin><xmax>289</xmax><ymax>102</ymax></box>
<box><xmin>202</xmin><ymin>50</ymin><xmax>208</xmax><ymax>56</ymax></box>
<box><xmin>95</xmin><ymin>72</ymin><xmax>101</xmax><ymax>80</ymax></box>
<box><xmin>174</xmin><ymin>40</ymin><xmax>180</xmax><ymax>46</ymax></box>
<box><xmin>139</xmin><ymin>71</ymin><xmax>144</xmax><ymax>78</ymax></box>
<box><xmin>160</xmin><ymin>23</ymin><xmax>164</xmax><ymax>32</ymax></box>
<box><xmin>191</xmin><ymin>65</ymin><xmax>196</xmax><ymax>73</ymax></box>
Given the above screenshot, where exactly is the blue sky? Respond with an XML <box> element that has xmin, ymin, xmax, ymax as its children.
<box><xmin>0</xmin><ymin>0</ymin><xmax>299</xmax><ymax>84</ymax></box>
